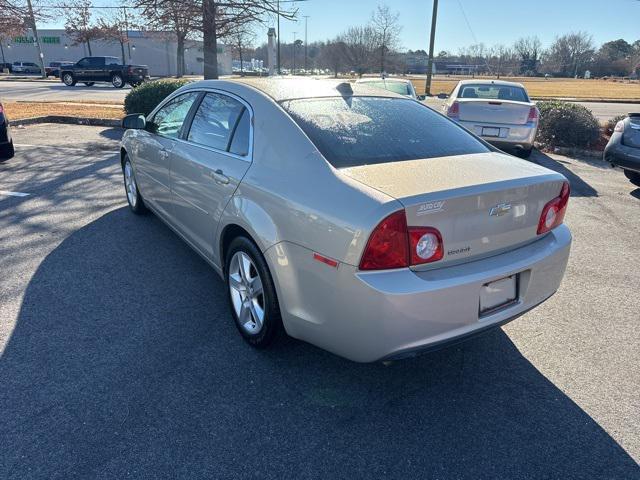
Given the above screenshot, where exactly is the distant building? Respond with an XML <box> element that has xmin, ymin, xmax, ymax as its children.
<box><xmin>3</xmin><ymin>29</ymin><xmax>232</xmax><ymax>77</ymax></box>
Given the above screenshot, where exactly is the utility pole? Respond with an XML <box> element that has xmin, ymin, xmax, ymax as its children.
<box><xmin>276</xmin><ymin>0</ymin><xmax>281</xmax><ymax>74</ymax></box>
<box><xmin>123</xmin><ymin>6</ymin><xmax>132</xmax><ymax>60</ymax></box>
<box><xmin>303</xmin><ymin>15</ymin><xmax>309</xmax><ymax>73</ymax></box>
<box><xmin>425</xmin><ymin>0</ymin><xmax>438</xmax><ymax>96</ymax></box>
<box><xmin>26</xmin><ymin>0</ymin><xmax>46</xmax><ymax>79</ymax></box>
<box><xmin>292</xmin><ymin>31</ymin><xmax>297</xmax><ymax>74</ymax></box>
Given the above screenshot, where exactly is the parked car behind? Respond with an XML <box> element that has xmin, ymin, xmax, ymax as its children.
<box><xmin>0</xmin><ymin>101</ymin><xmax>14</xmax><ymax>161</ymax></box>
<box><xmin>11</xmin><ymin>61</ymin><xmax>41</xmax><ymax>74</ymax></box>
<box><xmin>604</xmin><ymin>112</ymin><xmax>640</xmax><ymax>186</ymax></box>
<box><xmin>355</xmin><ymin>77</ymin><xmax>423</xmax><ymax>100</ymax></box>
<box><xmin>60</xmin><ymin>56</ymin><xmax>149</xmax><ymax>88</ymax></box>
<box><xmin>45</xmin><ymin>61</ymin><xmax>74</xmax><ymax>78</ymax></box>
<box><xmin>442</xmin><ymin>80</ymin><xmax>539</xmax><ymax>158</ymax></box>
<box><xmin>0</xmin><ymin>62</ymin><xmax>12</xmax><ymax>73</ymax></box>
<box><xmin>119</xmin><ymin>78</ymin><xmax>571</xmax><ymax>362</ymax></box>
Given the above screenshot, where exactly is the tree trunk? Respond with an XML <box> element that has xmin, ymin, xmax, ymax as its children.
<box><xmin>87</xmin><ymin>39</ymin><xmax>92</xmax><ymax>56</ymax></box>
<box><xmin>120</xmin><ymin>41</ymin><xmax>126</xmax><ymax>65</ymax></box>
<box><xmin>203</xmin><ymin>0</ymin><xmax>219</xmax><ymax>79</ymax></box>
<box><xmin>239</xmin><ymin>44</ymin><xmax>243</xmax><ymax>76</ymax></box>
<box><xmin>176</xmin><ymin>35</ymin><xmax>185</xmax><ymax>77</ymax></box>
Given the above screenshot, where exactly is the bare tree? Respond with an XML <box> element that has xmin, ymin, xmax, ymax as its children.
<box><xmin>134</xmin><ymin>0</ymin><xmax>201</xmax><ymax>77</ymax></box>
<box><xmin>370</xmin><ymin>4</ymin><xmax>401</xmax><ymax>73</ymax></box>
<box><xmin>63</xmin><ymin>0</ymin><xmax>99</xmax><ymax>56</ymax></box>
<box><xmin>543</xmin><ymin>32</ymin><xmax>594</xmax><ymax>77</ymax></box>
<box><xmin>513</xmin><ymin>36</ymin><xmax>542</xmax><ymax>75</ymax></box>
<box><xmin>0</xmin><ymin>14</ymin><xmax>24</xmax><ymax>65</ymax></box>
<box><xmin>228</xmin><ymin>24</ymin><xmax>256</xmax><ymax>75</ymax></box>
<box><xmin>339</xmin><ymin>25</ymin><xmax>377</xmax><ymax>76</ymax></box>
<box><xmin>139</xmin><ymin>0</ymin><xmax>296</xmax><ymax>79</ymax></box>
<box><xmin>95</xmin><ymin>11</ymin><xmax>131</xmax><ymax>65</ymax></box>
<box><xmin>321</xmin><ymin>39</ymin><xmax>346</xmax><ymax>77</ymax></box>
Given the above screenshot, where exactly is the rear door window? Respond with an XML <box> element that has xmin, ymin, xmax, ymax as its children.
<box><xmin>186</xmin><ymin>93</ymin><xmax>246</xmax><ymax>152</ymax></box>
<box><xmin>281</xmin><ymin>97</ymin><xmax>489</xmax><ymax>168</ymax></box>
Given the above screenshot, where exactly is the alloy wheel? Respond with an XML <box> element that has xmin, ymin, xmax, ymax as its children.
<box><xmin>228</xmin><ymin>251</ymin><xmax>265</xmax><ymax>334</ymax></box>
<box><xmin>124</xmin><ymin>161</ymin><xmax>138</xmax><ymax>207</ymax></box>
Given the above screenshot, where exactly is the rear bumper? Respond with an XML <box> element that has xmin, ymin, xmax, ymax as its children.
<box><xmin>458</xmin><ymin>120</ymin><xmax>537</xmax><ymax>150</ymax></box>
<box><xmin>605</xmin><ymin>137</ymin><xmax>640</xmax><ymax>173</ymax></box>
<box><xmin>0</xmin><ymin>118</ymin><xmax>11</xmax><ymax>145</ymax></box>
<box><xmin>265</xmin><ymin>225</ymin><xmax>572</xmax><ymax>362</ymax></box>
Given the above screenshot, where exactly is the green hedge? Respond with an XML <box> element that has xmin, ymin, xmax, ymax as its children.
<box><xmin>536</xmin><ymin>101</ymin><xmax>600</xmax><ymax>149</ymax></box>
<box><xmin>124</xmin><ymin>79</ymin><xmax>192</xmax><ymax>116</ymax></box>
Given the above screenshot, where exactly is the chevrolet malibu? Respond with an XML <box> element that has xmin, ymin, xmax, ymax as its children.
<box><xmin>442</xmin><ymin>80</ymin><xmax>539</xmax><ymax>158</ymax></box>
<box><xmin>120</xmin><ymin>78</ymin><xmax>572</xmax><ymax>362</ymax></box>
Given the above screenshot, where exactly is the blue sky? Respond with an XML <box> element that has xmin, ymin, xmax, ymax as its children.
<box><xmin>44</xmin><ymin>0</ymin><xmax>640</xmax><ymax>51</ymax></box>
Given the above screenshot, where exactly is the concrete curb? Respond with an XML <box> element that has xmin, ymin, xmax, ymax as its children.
<box><xmin>12</xmin><ymin>116</ymin><xmax>121</xmax><ymax>128</ymax></box>
<box><xmin>0</xmin><ymin>77</ymin><xmax>58</xmax><ymax>83</ymax></box>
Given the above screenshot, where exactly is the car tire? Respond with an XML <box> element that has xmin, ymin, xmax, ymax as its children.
<box><xmin>225</xmin><ymin>236</ymin><xmax>283</xmax><ymax>348</ymax></box>
<box><xmin>122</xmin><ymin>155</ymin><xmax>147</xmax><ymax>214</ymax></box>
<box><xmin>83</xmin><ymin>82</ymin><xmax>95</xmax><ymax>86</ymax></box>
<box><xmin>0</xmin><ymin>140</ymin><xmax>15</xmax><ymax>161</ymax></box>
<box><xmin>112</xmin><ymin>74</ymin><xmax>125</xmax><ymax>88</ymax></box>
<box><xmin>624</xmin><ymin>169</ymin><xmax>640</xmax><ymax>187</ymax></box>
<box><xmin>62</xmin><ymin>73</ymin><xmax>76</xmax><ymax>86</ymax></box>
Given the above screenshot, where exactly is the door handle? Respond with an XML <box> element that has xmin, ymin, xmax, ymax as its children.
<box><xmin>211</xmin><ymin>169</ymin><xmax>230</xmax><ymax>185</ymax></box>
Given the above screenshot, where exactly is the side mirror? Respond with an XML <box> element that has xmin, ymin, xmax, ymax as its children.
<box><xmin>122</xmin><ymin>114</ymin><xmax>146</xmax><ymax>130</ymax></box>
<box><xmin>416</xmin><ymin>94</ymin><xmax>427</xmax><ymax>101</ymax></box>
<box><xmin>437</xmin><ymin>92</ymin><xmax>449</xmax><ymax>99</ymax></box>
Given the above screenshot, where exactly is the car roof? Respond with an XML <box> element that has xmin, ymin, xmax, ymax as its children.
<box><xmin>457</xmin><ymin>79</ymin><xmax>526</xmax><ymax>89</ymax></box>
<box><xmin>212</xmin><ymin>77</ymin><xmax>405</xmax><ymax>102</ymax></box>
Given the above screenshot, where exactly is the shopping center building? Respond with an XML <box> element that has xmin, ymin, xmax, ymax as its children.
<box><xmin>1</xmin><ymin>29</ymin><xmax>232</xmax><ymax>77</ymax></box>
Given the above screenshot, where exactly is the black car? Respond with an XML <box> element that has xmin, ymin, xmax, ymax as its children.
<box><xmin>0</xmin><ymin>101</ymin><xmax>14</xmax><ymax>161</ymax></box>
<box><xmin>60</xmin><ymin>56</ymin><xmax>149</xmax><ymax>89</ymax></box>
<box><xmin>604</xmin><ymin>113</ymin><xmax>640</xmax><ymax>187</ymax></box>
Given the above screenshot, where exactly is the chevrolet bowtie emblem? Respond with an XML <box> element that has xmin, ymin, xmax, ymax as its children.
<box><xmin>489</xmin><ymin>203</ymin><xmax>512</xmax><ymax>217</ymax></box>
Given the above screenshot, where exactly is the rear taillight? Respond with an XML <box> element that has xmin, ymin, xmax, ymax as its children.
<box><xmin>128</xmin><ymin>66</ymin><xmax>134</xmax><ymax>74</ymax></box>
<box><xmin>359</xmin><ymin>211</ymin><xmax>444</xmax><ymax>270</ymax></box>
<box><xmin>537</xmin><ymin>182</ymin><xmax>570</xmax><ymax>235</ymax></box>
<box><xmin>527</xmin><ymin>106</ymin><xmax>539</xmax><ymax>122</ymax></box>
<box><xmin>408</xmin><ymin>227</ymin><xmax>444</xmax><ymax>265</ymax></box>
<box><xmin>614</xmin><ymin>121</ymin><xmax>625</xmax><ymax>133</ymax></box>
<box><xmin>447</xmin><ymin>101</ymin><xmax>459</xmax><ymax>119</ymax></box>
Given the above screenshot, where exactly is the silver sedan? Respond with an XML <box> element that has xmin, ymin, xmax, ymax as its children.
<box><xmin>442</xmin><ymin>79</ymin><xmax>539</xmax><ymax>158</ymax></box>
<box><xmin>120</xmin><ymin>78</ymin><xmax>571</xmax><ymax>362</ymax></box>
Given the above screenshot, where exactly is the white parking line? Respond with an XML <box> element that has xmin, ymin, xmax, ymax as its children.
<box><xmin>0</xmin><ymin>190</ymin><xmax>30</xmax><ymax>197</ymax></box>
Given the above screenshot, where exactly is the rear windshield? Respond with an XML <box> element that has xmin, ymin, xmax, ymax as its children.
<box><xmin>458</xmin><ymin>84</ymin><xmax>529</xmax><ymax>102</ymax></box>
<box><xmin>281</xmin><ymin>97</ymin><xmax>490</xmax><ymax>168</ymax></box>
<box><xmin>363</xmin><ymin>81</ymin><xmax>411</xmax><ymax>96</ymax></box>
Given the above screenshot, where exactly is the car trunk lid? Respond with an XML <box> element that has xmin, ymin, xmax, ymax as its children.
<box><xmin>341</xmin><ymin>152</ymin><xmax>566</xmax><ymax>268</ymax></box>
<box><xmin>457</xmin><ymin>99</ymin><xmax>533</xmax><ymax>125</ymax></box>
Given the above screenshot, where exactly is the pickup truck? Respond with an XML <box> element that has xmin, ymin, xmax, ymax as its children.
<box><xmin>60</xmin><ymin>56</ymin><xmax>149</xmax><ymax>88</ymax></box>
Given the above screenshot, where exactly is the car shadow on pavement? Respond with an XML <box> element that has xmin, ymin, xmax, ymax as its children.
<box><xmin>530</xmin><ymin>150</ymin><xmax>598</xmax><ymax>197</ymax></box>
<box><xmin>1</xmin><ymin>207</ymin><xmax>638</xmax><ymax>479</ymax></box>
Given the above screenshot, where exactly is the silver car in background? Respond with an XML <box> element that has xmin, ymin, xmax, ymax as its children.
<box><xmin>120</xmin><ymin>78</ymin><xmax>571</xmax><ymax>362</ymax></box>
<box><xmin>356</xmin><ymin>77</ymin><xmax>421</xmax><ymax>100</ymax></box>
<box><xmin>442</xmin><ymin>80</ymin><xmax>539</xmax><ymax>158</ymax></box>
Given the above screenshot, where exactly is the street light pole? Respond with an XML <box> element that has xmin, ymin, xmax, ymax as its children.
<box><xmin>303</xmin><ymin>15</ymin><xmax>309</xmax><ymax>72</ymax></box>
<box><xmin>292</xmin><ymin>32</ymin><xmax>297</xmax><ymax>74</ymax></box>
<box><xmin>276</xmin><ymin>0</ymin><xmax>281</xmax><ymax>74</ymax></box>
<box><xmin>26</xmin><ymin>0</ymin><xmax>46</xmax><ymax>79</ymax></box>
<box><xmin>425</xmin><ymin>0</ymin><xmax>439</xmax><ymax>96</ymax></box>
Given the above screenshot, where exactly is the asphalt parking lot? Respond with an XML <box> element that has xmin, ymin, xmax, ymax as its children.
<box><xmin>1</xmin><ymin>124</ymin><xmax>639</xmax><ymax>479</ymax></box>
